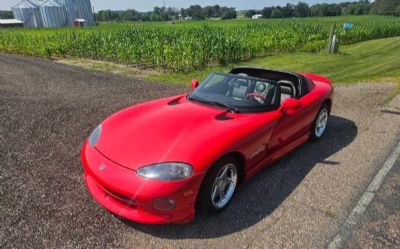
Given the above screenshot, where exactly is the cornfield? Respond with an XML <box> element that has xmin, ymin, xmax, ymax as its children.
<box><xmin>0</xmin><ymin>16</ymin><xmax>399</xmax><ymax>72</ymax></box>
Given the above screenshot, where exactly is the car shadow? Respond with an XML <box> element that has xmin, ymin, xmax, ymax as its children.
<box><xmin>121</xmin><ymin>115</ymin><xmax>357</xmax><ymax>239</ymax></box>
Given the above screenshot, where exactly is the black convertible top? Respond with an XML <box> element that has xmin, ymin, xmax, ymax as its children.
<box><xmin>229</xmin><ymin>67</ymin><xmax>311</xmax><ymax>97</ymax></box>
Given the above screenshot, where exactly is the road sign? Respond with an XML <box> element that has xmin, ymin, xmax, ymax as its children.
<box><xmin>343</xmin><ymin>23</ymin><xmax>353</xmax><ymax>30</ymax></box>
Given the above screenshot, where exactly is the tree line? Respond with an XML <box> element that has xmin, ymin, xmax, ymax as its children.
<box><xmin>95</xmin><ymin>5</ymin><xmax>237</xmax><ymax>22</ymax></box>
<box><xmin>246</xmin><ymin>0</ymin><xmax>399</xmax><ymax>18</ymax></box>
<box><xmin>94</xmin><ymin>0</ymin><xmax>398</xmax><ymax>22</ymax></box>
<box><xmin>0</xmin><ymin>10</ymin><xmax>13</xmax><ymax>19</ymax></box>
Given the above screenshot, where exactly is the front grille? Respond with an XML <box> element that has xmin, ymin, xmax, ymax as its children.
<box><xmin>98</xmin><ymin>182</ymin><xmax>137</xmax><ymax>208</ymax></box>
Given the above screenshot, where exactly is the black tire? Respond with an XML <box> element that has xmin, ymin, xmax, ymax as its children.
<box><xmin>196</xmin><ymin>156</ymin><xmax>239</xmax><ymax>215</ymax></box>
<box><xmin>310</xmin><ymin>103</ymin><xmax>329</xmax><ymax>141</ymax></box>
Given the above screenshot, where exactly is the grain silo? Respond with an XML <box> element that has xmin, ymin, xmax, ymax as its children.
<box><xmin>12</xmin><ymin>0</ymin><xmax>93</xmax><ymax>28</ymax></box>
<box><xmin>57</xmin><ymin>0</ymin><xmax>76</xmax><ymax>25</ymax></box>
<box><xmin>39</xmin><ymin>0</ymin><xmax>68</xmax><ymax>28</ymax></box>
<box><xmin>58</xmin><ymin>0</ymin><xmax>93</xmax><ymax>26</ymax></box>
<box><xmin>12</xmin><ymin>0</ymin><xmax>43</xmax><ymax>28</ymax></box>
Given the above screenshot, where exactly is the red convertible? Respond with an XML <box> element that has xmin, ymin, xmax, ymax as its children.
<box><xmin>81</xmin><ymin>67</ymin><xmax>334</xmax><ymax>224</ymax></box>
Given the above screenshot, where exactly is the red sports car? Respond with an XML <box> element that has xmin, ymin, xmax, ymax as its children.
<box><xmin>81</xmin><ymin>67</ymin><xmax>334</xmax><ymax>224</ymax></box>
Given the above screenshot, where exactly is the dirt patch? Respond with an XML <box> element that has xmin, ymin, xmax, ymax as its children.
<box><xmin>57</xmin><ymin>58</ymin><xmax>162</xmax><ymax>81</ymax></box>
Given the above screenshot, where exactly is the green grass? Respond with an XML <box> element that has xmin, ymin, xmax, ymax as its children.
<box><xmin>149</xmin><ymin>36</ymin><xmax>400</xmax><ymax>86</ymax></box>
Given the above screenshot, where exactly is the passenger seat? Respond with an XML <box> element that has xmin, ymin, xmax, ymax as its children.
<box><xmin>278</xmin><ymin>80</ymin><xmax>296</xmax><ymax>104</ymax></box>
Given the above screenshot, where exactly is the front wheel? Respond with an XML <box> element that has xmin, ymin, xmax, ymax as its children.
<box><xmin>310</xmin><ymin>103</ymin><xmax>329</xmax><ymax>141</ymax></box>
<box><xmin>196</xmin><ymin>156</ymin><xmax>239</xmax><ymax>214</ymax></box>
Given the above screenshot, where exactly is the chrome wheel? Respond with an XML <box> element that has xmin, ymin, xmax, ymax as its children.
<box><xmin>211</xmin><ymin>163</ymin><xmax>238</xmax><ymax>209</ymax></box>
<box><xmin>315</xmin><ymin>108</ymin><xmax>328</xmax><ymax>138</ymax></box>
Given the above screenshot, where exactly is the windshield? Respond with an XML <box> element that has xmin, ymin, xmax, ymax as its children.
<box><xmin>188</xmin><ymin>73</ymin><xmax>278</xmax><ymax>113</ymax></box>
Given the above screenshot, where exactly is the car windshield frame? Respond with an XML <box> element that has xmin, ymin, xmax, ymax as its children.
<box><xmin>188</xmin><ymin>73</ymin><xmax>279</xmax><ymax>113</ymax></box>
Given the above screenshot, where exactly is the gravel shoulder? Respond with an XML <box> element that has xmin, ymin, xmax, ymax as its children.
<box><xmin>0</xmin><ymin>53</ymin><xmax>399</xmax><ymax>249</ymax></box>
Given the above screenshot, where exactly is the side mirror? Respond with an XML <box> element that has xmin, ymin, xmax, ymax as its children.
<box><xmin>190</xmin><ymin>79</ymin><xmax>199</xmax><ymax>90</ymax></box>
<box><xmin>280</xmin><ymin>98</ymin><xmax>301</xmax><ymax>113</ymax></box>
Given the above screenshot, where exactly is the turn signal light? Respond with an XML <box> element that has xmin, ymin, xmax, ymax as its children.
<box><xmin>153</xmin><ymin>198</ymin><xmax>176</xmax><ymax>212</ymax></box>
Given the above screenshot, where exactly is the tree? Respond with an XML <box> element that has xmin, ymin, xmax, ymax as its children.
<box><xmin>187</xmin><ymin>5</ymin><xmax>205</xmax><ymax>20</ymax></box>
<box><xmin>294</xmin><ymin>2</ymin><xmax>311</xmax><ymax>17</ymax></box>
<box><xmin>371</xmin><ymin>0</ymin><xmax>400</xmax><ymax>16</ymax></box>
<box><xmin>310</xmin><ymin>3</ymin><xmax>341</xmax><ymax>16</ymax></box>
<box><xmin>245</xmin><ymin>9</ymin><xmax>257</xmax><ymax>18</ymax></box>
<box><xmin>96</xmin><ymin>10</ymin><xmax>120</xmax><ymax>21</ymax></box>
<box><xmin>180</xmin><ymin>8</ymin><xmax>187</xmax><ymax>18</ymax></box>
<box><xmin>342</xmin><ymin>1</ymin><xmax>372</xmax><ymax>15</ymax></box>
<box><xmin>328</xmin><ymin>4</ymin><xmax>342</xmax><ymax>16</ymax></box>
<box><xmin>212</xmin><ymin>5</ymin><xmax>221</xmax><ymax>17</ymax></box>
<box><xmin>120</xmin><ymin>9</ymin><xmax>140</xmax><ymax>21</ymax></box>
<box><xmin>261</xmin><ymin>7</ymin><xmax>273</xmax><ymax>18</ymax></box>
<box><xmin>0</xmin><ymin>10</ymin><xmax>13</xmax><ymax>19</ymax></box>
<box><xmin>221</xmin><ymin>8</ymin><xmax>237</xmax><ymax>20</ymax></box>
<box><xmin>167</xmin><ymin>7</ymin><xmax>179</xmax><ymax>20</ymax></box>
<box><xmin>271</xmin><ymin>8</ymin><xmax>283</xmax><ymax>18</ymax></box>
<box><xmin>202</xmin><ymin>6</ymin><xmax>213</xmax><ymax>18</ymax></box>
<box><xmin>281</xmin><ymin>4</ymin><xmax>294</xmax><ymax>17</ymax></box>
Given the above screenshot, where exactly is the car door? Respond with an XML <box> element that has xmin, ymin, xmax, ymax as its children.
<box><xmin>267</xmin><ymin>89</ymin><xmax>319</xmax><ymax>160</ymax></box>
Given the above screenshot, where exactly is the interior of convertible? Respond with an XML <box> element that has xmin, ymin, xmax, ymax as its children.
<box><xmin>193</xmin><ymin>74</ymin><xmax>275</xmax><ymax>106</ymax></box>
<box><xmin>230</xmin><ymin>67</ymin><xmax>303</xmax><ymax>104</ymax></box>
<box><xmin>189</xmin><ymin>67</ymin><xmax>308</xmax><ymax>112</ymax></box>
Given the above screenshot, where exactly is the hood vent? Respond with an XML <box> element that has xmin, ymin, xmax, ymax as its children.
<box><xmin>167</xmin><ymin>96</ymin><xmax>186</xmax><ymax>106</ymax></box>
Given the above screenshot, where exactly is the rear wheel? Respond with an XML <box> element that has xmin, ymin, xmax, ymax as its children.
<box><xmin>196</xmin><ymin>156</ymin><xmax>239</xmax><ymax>214</ymax></box>
<box><xmin>310</xmin><ymin>103</ymin><xmax>329</xmax><ymax>141</ymax></box>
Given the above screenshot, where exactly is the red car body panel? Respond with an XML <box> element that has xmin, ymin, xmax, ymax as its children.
<box><xmin>82</xmin><ymin>140</ymin><xmax>202</xmax><ymax>224</ymax></box>
<box><xmin>82</xmin><ymin>70</ymin><xmax>334</xmax><ymax>224</ymax></box>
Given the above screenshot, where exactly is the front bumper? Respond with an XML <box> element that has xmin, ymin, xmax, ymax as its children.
<box><xmin>81</xmin><ymin>140</ymin><xmax>204</xmax><ymax>224</ymax></box>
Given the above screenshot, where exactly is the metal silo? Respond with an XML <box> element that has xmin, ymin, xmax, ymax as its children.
<box><xmin>75</xmin><ymin>0</ymin><xmax>93</xmax><ymax>25</ymax></box>
<box><xmin>12</xmin><ymin>0</ymin><xmax>43</xmax><ymax>28</ymax></box>
<box><xmin>39</xmin><ymin>0</ymin><xmax>68</xmax><ymax>28</ymax></box>
<box><xmin>57</xmin><ymin>0</ymin><xmax>76</xmax><ymax>26</ymax></box>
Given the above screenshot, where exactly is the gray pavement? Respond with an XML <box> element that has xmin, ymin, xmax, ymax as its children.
<box><xmin>343</xmin><ymin>154</ymin><xmax>400</xmax><ymax>249</ymax></box>
<box><xmin>0</xmin><ymin>53</ymin><xmax>399</xmax><ymax>249</ymax></box>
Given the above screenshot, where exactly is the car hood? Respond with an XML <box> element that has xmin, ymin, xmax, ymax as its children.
<box><xmin>96</xmin><ymin>95</ymin><xmax>253</xmax><ymax>170</ymax></box>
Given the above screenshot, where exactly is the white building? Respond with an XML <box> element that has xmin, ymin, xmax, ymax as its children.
<box><xmin>0</xmin><ymin>19</ymin><xmax>24</xmax><ymax>28</ymax></box>
<box><xmin>252</xmin><ymin>14</ymin><xmax>262</xmax><ymax>19</ymax></box>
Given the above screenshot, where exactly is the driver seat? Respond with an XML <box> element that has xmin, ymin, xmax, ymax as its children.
<box><xmin>228</xmin><ymin>79</ymin><xmax>248</xmax><ymax>100</ymax></box>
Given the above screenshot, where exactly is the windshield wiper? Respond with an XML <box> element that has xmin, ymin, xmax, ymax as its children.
<box><xmin>188</xmin><ymin>96</ymin><xmax>240</xmax><ymax>113</ymax></box>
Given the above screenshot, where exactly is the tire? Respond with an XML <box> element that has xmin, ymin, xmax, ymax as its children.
<box><xmin>310</xmin><ymin>103</ymin><xmax>329</xmax><ymax>141</ymax></box>
<box><xmin>196</xmin><ymin>156</ymin><xmax>239</xmax><ymax>215</ymax></box>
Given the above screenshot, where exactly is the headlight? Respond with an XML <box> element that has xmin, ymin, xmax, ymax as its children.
<box><xmin>137</xmin><ymin>163</ymin><xmax>193</xmax><ymax>181</ymax></box>
<box><xmin>88</xmin><ymin>124</ymin><xmax>102</xmax><ymax>147</ymax></box>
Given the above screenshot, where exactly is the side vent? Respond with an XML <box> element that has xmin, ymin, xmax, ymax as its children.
<box><xmin>215</xmin><ymin>113</ymin><xmax>234</xmax><ymax>121</ymax></box>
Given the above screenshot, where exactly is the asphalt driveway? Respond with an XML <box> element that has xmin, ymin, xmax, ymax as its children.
<box><xmin>1</xmin><ymin>53</ymin><xmax>399</xmax><ymax>249</ymax></box>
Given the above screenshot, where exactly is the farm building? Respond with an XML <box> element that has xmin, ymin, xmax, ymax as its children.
<box><xmin>252</xmin><ymin>14</ymin><xmax>262</xmax><ymax>19</ymax></box>
<box><xmin>73</xmin><ymin>18</ymin><xmax>86</xmax><ymax>27</ymax></box>
<box><xmin>12</xmin><ymin>0</ymin><xmax>93</xmax><ymax>28</ymax></box>
<box><xmin>0</xmin><ymin>19</ymin><xmax>24</xmax><ymax>28</ymax></box>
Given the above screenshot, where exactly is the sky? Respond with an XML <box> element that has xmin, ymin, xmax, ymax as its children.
<box><xmin>2</xmin><ymin>0</ymin><xmax>345</xmax><ymax>11</ymax></box>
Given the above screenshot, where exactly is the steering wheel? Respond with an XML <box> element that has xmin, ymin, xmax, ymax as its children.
<box><xmin>245</xmin><ymin>92</ymin><xmax>266</xmax><ymax>101</ymax></box>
